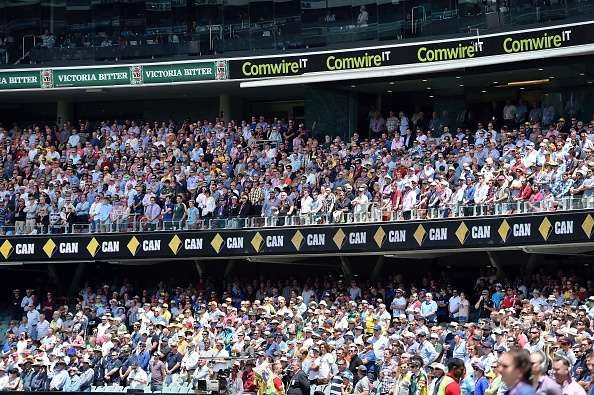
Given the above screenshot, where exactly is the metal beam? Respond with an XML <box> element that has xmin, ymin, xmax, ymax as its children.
<box><xmin>67</xmin><ymin>263</ymin><xmax>86</xmax><ymax>298</ymax></box>
<box><xmin>370</xmin><ymin>256</ymin><xmax>385</xmax><ymax>281</ymax></box>
<box><xmin>487</xmin><ymin>252</ymin><xmax>505</xmax><ymax>280</ymax></box>
<box><xmin>339</xmin><ymin>256</ymin><xmax>352</xmax><ymax>282</ymax></box>
<box><xmin>194</xmin><ymin>260</ymin><xmax>205</xmax><ymax>278</ymax></box>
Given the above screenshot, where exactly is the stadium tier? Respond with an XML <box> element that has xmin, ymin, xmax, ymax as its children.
<box><xmin>0</xmin><ymin>269</ymin><xmax>593</xmax><ymax>395</ymax></box>
<box><xmin>2</xmin><ymin>1</ymin><xmax>594</xmax><ymax>394</ymax></box>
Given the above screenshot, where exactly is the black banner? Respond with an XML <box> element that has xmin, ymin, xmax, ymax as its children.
<box><xmin>229</xmin><ymin>21</ymin><xmax>593</xmax><ymax>79</ymax></box>
<box><xmin>0</xmin><ymin>211</ymin><xmax>592</xmax><ymax>263</ymax></box>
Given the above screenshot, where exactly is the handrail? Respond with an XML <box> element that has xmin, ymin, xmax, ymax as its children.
<box><xmin>1</xmin><ymin>197</ymin><xmax>592</xmax><ymax>236</ymax></box>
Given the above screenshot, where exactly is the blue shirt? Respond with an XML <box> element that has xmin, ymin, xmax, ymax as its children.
<box><xmin>99</xmin><ymin>203</ymin><xmax>112</xmax><ymax>221</ymax></box>
<box><xmin>475</xmin><ymin>376</ymin><xmax>489</xmax><ymax>395</ymax></box>
<box><xmin>492</xmin><ymin>292</ymin><xmax>504</xmax><ymax>309</ymax></box>
<box><xmin>420</xmin><ymin>300</ymin><xmax>438</xmax><ymax>321</ymax></box>
<box><xmin>506</xmin><ymin>381</ymin><xmax>536</xmax><ymax>395</ymax></box>
<box><xmin>187</xmin><ymin>207</ymin><xmax>199</xmax><ymax>224</ymax></box>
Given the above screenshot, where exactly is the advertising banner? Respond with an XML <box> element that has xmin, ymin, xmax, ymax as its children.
<box><xmin>228</xmin><ymin>21</ymin><xmax>594</xmax><ymax>79</ymax></box>
<box><xmin>0</xmin><ymin>21</ymin><xmax>591</xmax><ymax>89</ymax></box>
<box><xmin>0</xmin><ymin>70</ymin><xmax>43</xmax><ymax>90</ymax></box>
<box><xmin>52</xmin><ymin>67</ymin><xmax>132</xmax><ymax>88</ymax></box>
<box><xmin>0</xmin><ymin>61</ymin><xmax>227</xmax><ymax>90</ymax></box>
<box><xmin>0</xmin><ymin>211</ymin><xmax>591</xmax><ymax>263</ymax></box>
<box><xmin>141</xmin><ymin>61</ymin><xmax>228</xmax><ymax>84</ymax></box>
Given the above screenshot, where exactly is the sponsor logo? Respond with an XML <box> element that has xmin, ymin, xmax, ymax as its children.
<box><xmin>226</xmin><ymin>237</ymin><xmax>244</xmax><ymax>249</ymax></box>
<box><xmin>241</xmin><ymin>58</ymin><xmax>308</xmax><ymax>77</ymax></box>
<box><xmin>15</xmin><ymin>243</ymin><xmax>35</xmax><ymax>255</ymax></box>
<box><xmin>428</xmin><ymin>228</ymin><xmax>448</xmax><ymax>241</ymax></box>
<box><xmin>41</xmin><ymin>70</ymin><xmax>53</xmax><ymax>88</ymax></box>
<box><xmin>215</xmin><ymin>60</ymin><xmax>228</xmax><ymax>80</ymax></box>
<box><xmin>417</xmin><ymin>40</ymin><xmax>483</xmax><ymax>63</ymax></box>
<box><xmin>325</xmin><ymin>51</ymin><xmax>391</xmax><ymax>71</ymax></box>
<box><xmin>348</xmin><ymin>231</ymin><xmax>366</xmax><ymax>245</ymax></box>
<box><xmin>306</xmin><ymin>233</ymin><xmax>325</xmax><ymax>246</ymax></box>
<box><xmin>131</xmin><ymin>65</ymin><xmax>143</xmax><ymax>84</ymax></box>
<box><xmin>513</xmin><ymin>223</ymin><xmax>531</xmax><ymax>237</ymax></box>
<box><xmin>503</xmin><ymin>30</ymin><xmax>571</xmax><ymax>54</ymax></box>
<box><xmin>142</xmin><ymin>240</ymin><xmax>161</xmax><ymax>251</ymax></box>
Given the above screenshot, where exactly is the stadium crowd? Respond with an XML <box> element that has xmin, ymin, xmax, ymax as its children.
<box><xmin>0</xmin><ymin>103</ymin><xmax>594</xmax><ymax>234</ymax></box>
<box><xmin>0</xmin><ymin>270</ymin><xmax>594</xmax><ymax>395</ymax></box>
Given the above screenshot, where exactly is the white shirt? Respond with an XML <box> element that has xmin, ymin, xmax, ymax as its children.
<box><xmin>402</xmin><ymin>189</ymin><xmax>417</xmax><ymax>210</ymax></box>
<box><xmin>128</xmin><ymin>368</ymin><xmax>148</xmax><ymax>389</ymax></box>
<box><xmin>448</xmin><ymin>295</ymin><xmax>461</xmax><ymax>317</ymax></box>
<box><xmin>349</xmin><ymin>286</ymin><xmax>362</xmax><ymax>300</ymax></box>
<box><xmin>300</xmin><ymin>196</ymin><xmax>313</xmax><ymax>214</ymax></box>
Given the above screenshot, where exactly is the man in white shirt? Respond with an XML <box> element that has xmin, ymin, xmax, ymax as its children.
<box><xmin>391</xmin><ymin>289</ymin><xmax>407</xmax><ymax>317</ymax></box>
<box><xmin>182</xmin><ymin>343</ymin><xmax>201</xmax><ymax>373</ymax></box>
<box><xmin>503</xmin><ymin>100</ymin><xmax>517</xmax><ymax>125</ymax></box>
<box><xmin>26</xmin><ymin>305</ymin><xmax>39</xmax><ymax>338</ymax></box>
<box><xmin>300</xmin><ymin>189</ymin><xmax>313</xmax><ymax>216</ymax></box>
<box><xmin>128</xmin><ymin>361</ymin><xmax>149</xmax><ymax>389</ymax></box>
<box><xmin>529</xmin><ymin>290</ymin><xmax>547</xmax><ymax>312</ymax></box>
<box><xmin>352</xmin><ymin>187</ymin><xmax>369</xmax><ymax>218</ymax></box>
<box><xmin>36</xmin><ymin>313</ymin><xmax>50</xmax><ymax>340</ymax></box>
<box><xmin>401</xmin><ymin>183</ymin><xmax>418</xmax><ymax>218</ymax></box>
<box><xmin>211</xmin><ymin>340</ymin><xmax>229</xmax><ymax>373</ymax></box>
<box><xmin>49</xmin><ymin>360</ymin><xmax>69</xmax><ymax>391</ymax></box>
<box><xmin>448</xmin><ymin>290</ymin><xmax>461</xmax><ymax>320</ymax></box>
<box><xmin>349</xmin><ymin>281</ymin><xmax>362</xmax><ymax>301</ymax></box>
<box><xmin>21</xmin><ymin>289</ymin><xmax>34</xmax><ymax>311</ymax></box>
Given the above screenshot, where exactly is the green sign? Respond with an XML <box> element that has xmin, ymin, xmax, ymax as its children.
<box><xmin>0</xmin><ymin>70</ymin><xmax>42</xmax><ymax>90</ymax></box>
<box><xmin>141</xmin><ymin>61</ymin><xmax>228</xmax><ymax>84</ymax></box>
<box><xmin>0</xmin><ymin>60</ymin><xmax>228</xmax><ymax>90</ymax></box>
<box><xmin>52</xmin><ymin>66</ymin><xmax>132</xmax><ymax>88</ymax></box>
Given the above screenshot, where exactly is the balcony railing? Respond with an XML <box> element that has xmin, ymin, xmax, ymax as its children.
<box><xmin>2</xmin><ymin>197</ymin><xmax>593</xmax><ymax>236</ymax></box>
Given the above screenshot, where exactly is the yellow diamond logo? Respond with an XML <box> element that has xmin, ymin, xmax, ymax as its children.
<box><xmin>455</xmin><ymin>222</ymin><xmax>469</xmax><ymax>245</ymax></box>
<box><xmin>374</xmin><ymin>227</ymin><xmax>386</xmax><ymax>248</ymax></box>
<box><xmin>291</xmin><ymin>231</ymin><xmax>304</xmax><ymax>250</ymax></box>
<box><xmin>333</xmin><ymin>229</ymin><xmax>346</xmax><ymax>249</ymax></box>
<box><xmin>43</xmin><ymin>239</ymin><xmax>57</xmax><ymax>258</ymax></box>
<box><xmin>251</xmin><ymin>232</ymin><xmax>264</xmax><ymax>253</ymax></box>
<box><xmin>582</xmin><ymin>214</ymin><xmax>594</xmax><ymax>238</ymax></box>
<box><xmin>169</xmin><ymin>235</ymin><xmax>182</xmax><ymax>255</ymax></box>
<box><xmin>538</xmin><ymin>217</ymin><xmax>552</xmax><ymax>241</ymax></box>
<box><xmin>127</xmin><ymin>236</ymin><xmax>140</xmax><ymax>256</ymax></box>
<box><xmin>86</xmin><ymin>238</ymin><xmax>99</xmax><ymax>257</ymax></box>
<box><xmin>0</xmin><ymin>240</ymin><xmax>13</xmax><ymax>259</ymax></box>
<box><xmin>211</xmin><ymin>234</ymin><xmax>224</xmax><ymax>254</ymax></box>
<box><xmin>413</xmin><ymin>224</ymin><xmax>426</xmax><ymax>246</ymax></box>
<box><xmin>498</xmin><ymin>220</ymin><xmax>510</xmax><ymax>242</ymax></box>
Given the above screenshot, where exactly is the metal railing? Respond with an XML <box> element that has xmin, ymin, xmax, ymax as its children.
<box><xmin>4</xmin><ymin>0</ymin><xmax>593</xmax><ymax>66</ymax></box>
<box><xmin>1</xmin><ymin>197</ymin><xmax>592</xmax><ymax>236</ymax></box>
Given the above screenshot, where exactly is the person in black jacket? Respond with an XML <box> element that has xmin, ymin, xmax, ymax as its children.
<box><xmin>287</xmin><ymin>359</ymin><xmax>310</xmax><ymax>395</ymax></box>
<box><xmin>10</xmin><ymin>289</ymin><xmax>22</xmax><ymax>321</ymax></box>
<box><xmin>348</xmin><ymin>345</ymin><xmax>364</xmax><ymax>384</ymax></box>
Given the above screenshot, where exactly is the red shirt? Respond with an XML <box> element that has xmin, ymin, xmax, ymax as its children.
<box><xmin>242</xmin><ymin>369</ymin><xmax>257</xmax><ymax>392</ymax></box>
<box><xmin>444</xmin><ymin>373</ymin><xmax>461</xmax><ymax>395</ymax></box>
<box><xmin>502</xmin><ymin>294</ymin><xmax>518</xmax><ymax>309</ymax></box>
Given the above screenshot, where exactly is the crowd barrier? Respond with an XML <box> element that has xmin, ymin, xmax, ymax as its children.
<box><xmin>4</xmin><ymin>197</ymin><xmax>593</xmax><ymax>237</ymax></box>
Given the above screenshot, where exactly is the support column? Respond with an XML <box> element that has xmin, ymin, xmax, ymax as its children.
<box><xmin>56</xmin><ymin>100</ymin><xmax>73</xmax><ymax>125</ymax></box>
<box><xmin>523</xmin><ymin>254</ymin><xmax>538</xmax><ymax>277</ymax></box>
<box><xmin>376</xmin><ymin>94</ymin><xmax>382</xmax><ymax>113</ymax></box>
<box><xmin>487</xmin><ymin>252</ymin><xmax>505</xmax><ymax>279</ymax></box>
<box><xmin>224</xmin><ymin>259</ymin><xmax>235</xmax><ymax>278</ymax></box>
<box><xmin>219</xmin><ymin>95</ymin><xmax>231</xmax><ymax>123</ymax></box>
<box><xmin>370</xmin><ymin>256</ymin><xmax>385</xmax><ymax>282</ymax></box>
<box><xmin>339</xmin><ymin>256</ymin><xmax>352</xmax><ymax>283</ymax></box>
<box><xmin>194</xmin><ymin>260</ymin><xmax>205</xmax><ymax>278</ymax></box>
<box><xmin>67</xmin><ymin>262</ymin><xmax>86</xmax><ymax>298</ymax></box>
<box><xmin>47</xmin><ymin>262</ymin><xmax>62</xmax><ymax>295</ymax></box>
